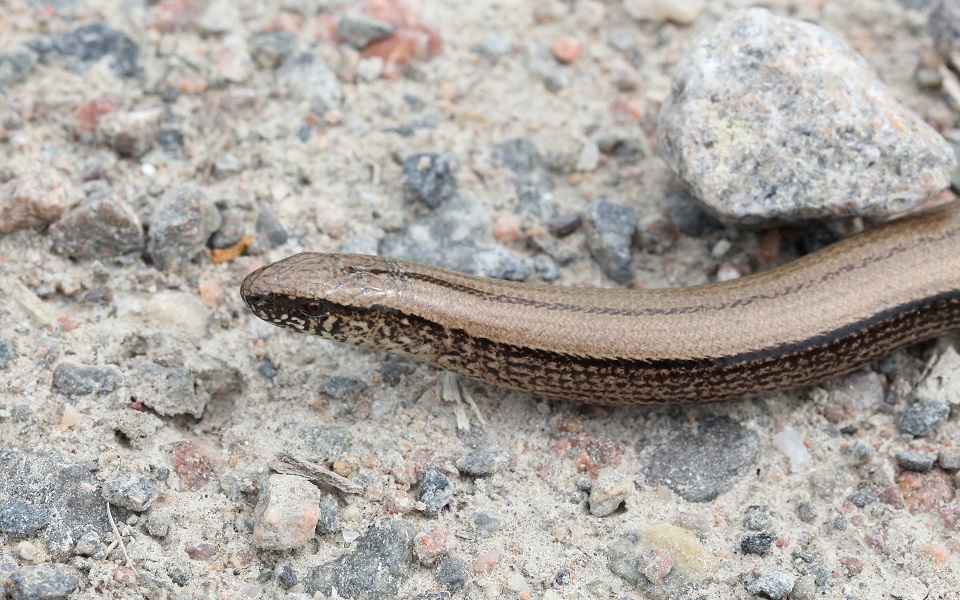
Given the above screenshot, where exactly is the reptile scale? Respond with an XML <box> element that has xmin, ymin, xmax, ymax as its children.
<box><xmin>241</xmin><ymin>203</ymin><xmax>960</xmax><ymax>405</ymax></box>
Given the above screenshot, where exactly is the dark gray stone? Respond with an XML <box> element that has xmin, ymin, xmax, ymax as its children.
<box><xmin>435</xmin><ymin>556</ymin><xmax>469</xmax><ymax>593</ymax></box>
<box><xmin>641</xmin><ymin>416</ymin><xmax>760</xmax><ymax>502</ymax></box>
<box><xmin>72</xmin><ymin>531</ymin><xmax>102</xmax><ymax>557</ymax></box>
<box><xmin>492</xmin><ymin>138</ymin><xmax>556</xmax><ymax>218</ymax></box>
<box><xmin>275</xmin><ymin>52</ymin><xmax>342</xmax><ymax>115</ymax></box>
<box><xmin>257</xmin><ymin>207</ymin><xmax>288</xmax><ymax>248</ymax></box>
<box><xmin>895</xmin><ymin>450</ymin><xmax>937</xmax><ymax>472</ymax></box>
<box><xmin>546</xmin><ymin>212</ymin><xmax>582</xmax><ymax>237</ymax></box>
<box><xmin>745</xmin><ymin>566</ymin><xmax>797</xmax><ymax>599</ymax></box>
<box><xmin>28</xmin><ymin>22</ymin><xmax>139</xmax><ymax>78</ymax></box>
<box><xmin>0</xmin><ymin>500</ymin><xmax>50</xmax><ymax>536</ymax></box>
<box><xmin>939</xmin><ymin>447</ymin><xmax>960</xmax><ymax>470</ymax></box>
<box><xmin>147</xmin><ymin>185</ymin><xmax>222</xmax><ymax>271</ymax></box>
<box><xmin>320</xmin><ymin>376</ymin><xmax>367</xmax><ymax>400</ymax></box>
<box><xmin>663</xmin><ymin>189</ymin><xmax>722</xmax><ymax>237</ymax></box>
<box><xmin>7</xmin><ymin>563</ymin><xmax>80</xmax><ymax>600</ymax></box>
<box><xmin>0</xmin><ymin>339</ymin><xmax>15</xmax><ymax>368</ymax></box>
<box><xmin>402</xmin><ymin>153</ymin><xmax>458</xmax><ymax>209</ymax></box>
<box><xmin>847</xmin><ymin>489</ymin><xmax>879</xmax><ymax>508</ymax></box>
<box><xmin>337</xmin><ymin>12</ymin><xmax>395</xmax><ymax>49</ymax></box>
<box><xmin>582</xmin><ymin>199</ymin><xmax>636</xmax><ymax>283</ymax></box>
<box><xmin>0</xmin><ymin>449</ymin><xmax>129</xmax><ymax>559</ymax></box>
<box><xmin>51</xmin><ymin>362</ymin><xmax>123</xmax><ymax>396</ymax></box>
<box><xmin>317</xmin><ymin>494</ymin><xmax>339</xmax><ymax>534</ymax></box>
<box><xmin>277</xmin><ymin>565</ymin><xmax>299</xmax><ymax>590</ymax></box>
<box><xmin>469</xmin><ymin>246</ymin><xmax>531</xmax><ymax>280</ymax></box>
<box><xmin>49</xmin><ymin>193</ymin><xmax>144</xmax><ymax>259</ymax></box>
<box><xmin>533</xmin><ymin>253</ymin><xmax>561</xmax><ymax>282</ymax></box>
<box><xmin>287</xmin><ymin>424</ymin><xmax>353</xmax><ymax>460</ymax></box>
<box><xmin>472</xmin><ymin>512</ymin><xmax>500</xmax><ymax>538</ymax></box>
<box><xmin>899</xmin><ymin>399</ymin><xmax>949</xmax><ymax>436</ymax></box>
<box><xmin>305</xmin><ymin>520</ymin><xmax>415</xmax><ymax>599</ymax></box>
<box><xmin>101</xmin><ymin>473</ymin><xmax>162</xmax><ymax>511</ymax></box>
<box><xmin>416</xmin><ymin>468</ymin><xmax>454</xmax><ymax>516</ymax></box>
<box><xmin>209</xmin><ymin>206</ymin><xmax>246</xmax><ymax>249</ymax></box>
<box><xmin>740</xmin><ymin>531</ymin><xmax>774</xmax><ymax>555</ymax></box>
<box><xmin>492</xmin><ymin>137</ymin><xmax>540</xmax><ymax>173</ymax></box>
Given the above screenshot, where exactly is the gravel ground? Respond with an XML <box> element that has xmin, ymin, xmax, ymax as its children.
<box><xmin>1</xmin><ymin>1</ymin><xmax>959</xmax><ymax>599</ymax></box>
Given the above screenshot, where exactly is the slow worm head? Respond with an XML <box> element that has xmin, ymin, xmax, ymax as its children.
<box><xmin>241</xmin><ymin>204</ymin><xmax>960</xmax><ymax>405</ymax></box>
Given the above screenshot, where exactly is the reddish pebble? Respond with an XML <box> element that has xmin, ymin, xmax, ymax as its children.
<box><xmin>940</xmin><ymin>499</ymin><xmax>960</xmax><ymax>528</ymax></box>
<box><xmin>386</xmin><ymin>489</ymin><xmax>415</xmax><ymax>514</ymax></box>
<box><xmin>413</xmin><ymin>524</ymin><xmax>454</xmax><ymax>566</ymax></box>
<box><xmin>186</xmin><ymin>542</ymin><xmax>217</xmax><ymax>560</ymax></box>
<box><xmin>878</xmin><ymin>485</ymin><xmax>906</xmax><ymax>510</ymax></box>
<box><xmin>493</xmin><ymin>215</ymin><xmax>523</xmax><ymax>244</ymax></box>
<box><xmin>897</xmin><ymin>469</ymin><xmax>955</xmax><ymax>513</ymax></box>
<box><xmin>0</xmin><ymin>165</ymin><xmax>69</xmax><ymax>234</ymax></box>
<box><xmin>638</xmin><ymin>547</ymin><xmax>673</xmax><ymax>584</ymax></box>
<box><xmin>552</xmin><ymin>37</ymin><xmax>582</xmax><ymax>64</ymax></box>
<box><xmin>172</xmin><ymin>440</ymin><xmax>224</xmax><ymax>491</ymax></box>
<box><xmin>472</xmin><ymin>549</ymin><xmax>500</xmax><ymax>574</ymax></box>
<box><xmin>252</xmin><ymin>474</ymin><xmax>323</xmax><ymax>550</ymax></box>
<box><xmin>839</xmin><ymin>556</ymin><xmax>866</xmax><ymax>576</ymax></box>
<box><xmin>113</xmin><ymin>566</ymin><xmax>137</xmax><ymax>587</ymax></box>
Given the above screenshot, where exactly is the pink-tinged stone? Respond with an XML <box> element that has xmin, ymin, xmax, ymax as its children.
<box><xmin>639</xmin><ymin>548</ymin><xmax>674</xmax><ymax>584</ymax></box>
<box><xmin>0</xmin><ymin>164</ymin><xmax>69</xmax><ymax>233</ymax></box>
<box><xmin>472</xmin><ymin>549</ymin><xmax>500</xmax><ymax>574</ymax></box>
<box><xmin>897</xmin><ymin>469</ymin><xmax>955</xmax><ymax>514</ymax></box>
<box><xmin>172</xmin><ymin>440</ymin><xmax>224</xmax><ymax>491</ymax></box>
<box><xmin>252</xmin><ymin>474</ymin><xmax>323</xmax><ymax>550</ymax></box>
<box><xmin>413</xmin><ymin>524</ymin><xmax>454</xmax><ymax>566</ymax></box>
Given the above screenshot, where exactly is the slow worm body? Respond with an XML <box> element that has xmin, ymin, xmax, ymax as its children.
<box><xmin>241</xmin><ymin>204</ymin><xmax>960</xmax><ymax>405</ymax></box>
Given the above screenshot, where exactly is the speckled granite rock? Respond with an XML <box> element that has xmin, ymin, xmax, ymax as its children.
<box><xmin>658</xmin><ymin>8</ymin><xmax>956</xmax><ymax>223</ymax></box>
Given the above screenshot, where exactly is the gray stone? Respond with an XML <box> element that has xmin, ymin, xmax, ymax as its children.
<box><xmin>899</xmin><ymin>399</ymin><xmax>950</xmax><ymax>436</ymax></box>
<box><xmin>435</xmin><ymin>556</ymin><xmax>469</xmax><ymax>593</ymax></box>
<box><xmin>402</xmin><ymin>153</ymin><xmax>458</xmax><ymax>209</ymax></box>
<box><xmin>96</xmin><ymin>109</ymin><xmax>162</xmax><ymax>158</ymax></box>
<box><xmin>337</xmin><ymin>12</ymin><xmax>395</xmax><ymax>49</ymax></box>
<box><xmin>469</xmin><ymin>246</ymin><xmax>532</xmax><ymax>280</ymax></box>
<box><xmin>51</xmin><ymin>362</ymin><xmax>123</xmax><ymax>396</ymax></box>
<box><xmin>276</xmin><ymin>53</ymin><xmax>342</xmax><ymax>114</ymax></box>
<box><xmin>939</xmin><ymin>447</ymin><xmax>960</xmax><ymax>470</ymax></box>
<box><xmin>101</xmin><ymin>473</ymin><xmax>162</xmax><ymax>511</ymax></box>
<box><xmin>740</xmin><ymin>531</ymin><xmax>773</xmax><ymax>555</ymax></box>
<box><xmin>277</xmin><ymin>565</ymin><xmax>299</xmax><ymax>590</ymax></box>
<box><xmin>472</xmin><ymin>512</ymin><xmax>501</xmax><ymax>538</ymax></box>
<box><xmin>28</xmin><ymin>22</ymin><xmax>139</xmax><ymax>79</ymax></box>
<box><xmin>456</xmin><ymin>442</ymin><xmax>509</xmax><ymax>477</ymax></box>
<box><xmin>847</xmin><ymin>489</ymin><xmax>879</xmax><ymax>507</ymax></box>
<box><xmin>319</xmin><ymin>376</ymin><xmax>367</xmax><ymax>400</ymax></box>
<box><xmin>72</xmin><ymin>531</ymin><xmax>102</xmax><ymax>557</ymax></box>
<box><xmin>895</xmin><ymin>450</ymin><xmax>937</xmax><ymax>472</ymax></box>
<box><xmin>742</xmin><ymin>505</ymin><xmax>770</xmax><ymax>531</ymax></box>
<box><xmin>305</xmin><ymin>520</ymin><xmax>415</xmax><ymax>599</ymax></box>
<box><xmin>131</xmin><ymin>361</ymin><xmax>203</xmax><ymax>417</ymax></box>
<box><xmin>7</xmin><ymin>563</ymin><xmax>79</xmax><ymax>600</ymax></box>
<box><xmin>641</xmin><ymin>416</ymin><xmax>760</xmax><ymax>502</ymax></box>
<box><xmin>147</xmin><ymin>185</ymin><xmax>222</xmax><ymax>271</ymax></box>
<box><xmin>0</xmin><ymin>46</ymin><xmax>38</xmax><ymax>88</ymax></box>
<box><xmin>0</xmin><ymin>551</ymin><xmax>17</xmax><ymax>586</ymax></box>
<box><xmin>0</xmin><ymin>339</ymin><xmax>16</xmax><ymax>369</ymax></box>
<box><xmin>112</xmin><ymin>411</ymin><xmax>163</xmax><ymax>448</ymax></box>
<box><xmin>890</xmin><ymin>576</ymin><xmax>929</xmax><ymax>600</ymax></box>
<box><xmin>416</xmin><ymin>468</ymin><xmax>454</xmax><ymax>516</ymax></box>
<box><xmin>930</xmin><ymin>0</ymin><xmax>960</xmax><ymax>71</ymax></box>
<box><xmin>492</xmin><ymin>138</ymin><xmax>556</xmax><ymax>218</ymax></box>
<box><xmin>50</xmin><ymin>193</ymin><xmax>144</xmax><ymax>259</ymax></box>
<box><xmin>658</xmin><ymin>8</ymin><xmax>956</xmax><ymax>223</ymax></box>
<box><xmin>588</xmin><ymin>467</ymin><xmax>632</xmax><ymax>517</ymax></box>
<box><xmin>317</xmin><ymin>493</ymin><xmax>340</xmax><ymax>534</ymax></box>
<box><xmin>249</xmin><ymin>31</ymin><xmax>296</xmax><ymax>69</ymax></box>
<box><xmin>0</xmin><ymin>500</ymin><xmax>50</xmax><ymax>536</ymax></box>
<box><xmin>582</xmin><ymin>199</ymin><xmax>636</xmax><ymax>283</ymax></box>
<box><xmin>256</xmin><ymin>207</ymin><xmax>288</xmax><ymax>248</ymax></box>
<box><xmin>745</xmin><ymin>566</ymin><xmax>797</xmax><ymax>599</ymax></box>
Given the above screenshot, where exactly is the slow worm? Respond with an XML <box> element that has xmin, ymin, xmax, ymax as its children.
<box><xmin>241</xmin><ymin>203</ymin><xmax>960</xmax><ymax>405</ymax></box>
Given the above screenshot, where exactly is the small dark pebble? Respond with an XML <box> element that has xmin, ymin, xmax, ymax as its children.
<box><xmin>249</xmin><ymin>31</ymin><xmax>297</xmax><ymax>69</ymax></box>
<box><xmin>793</xmin><ymin>222</ymin><xmax>843</xmax><ymax>255</ymax></box>
<box><xmin>417</xmin><ymin>468</ymin><xmax>454</xmax><ymax>516</ymax></box>
<box><xmin>29</xmin><ymin>22</ymin><xmax>139</xmax><ymax>79</ymax></box>
<box><xmin>320</xmin><ymin>376</ymin><xmax>367</xmax><ymax>400</ymax></box>
<box><xmin>147</xmin><ymin>185</ymin><xmax>222</xmax><ymax>271</ymax></box>
<box><xmin>317</xmin><ymin>494</ymin><xmax>339</xmax><ymax>534</ymax></box>
<box><xmin>533</xmin><ymin>253</ymin><xmax>561</xmax><ymax>281</ymax></box>
<box><xmin>555</xmin><ymin>569</ymin><xmax>572</xmax><ymax>586</ymax></box>
<box><xmin>895</xmin><ymin>450</ymin><xmax>937</xmax><ymax>472</ymax></box>
<box><xmin>899</xmin><ymin>398</ymin><xmax>950</xmax><ymax>437</ymax></box>
<box><xmin>847</xmin><ymin>489</ymin><xmax>879</xmax><ymax>508</ymax></box>
<box><xmin>167</xmin><ymin>562</ymin><xmax>192</xmax><ymax>586</ymax></box>
<box><xmin>812</xmin><ymin>563</ymin><xmax>831</xmax><ymax>588</ymax></box>
<box><xmin>0</xmin><ymin>46</ymin><xmax>38</xmax><ymax>88</ymax></box>
<box><xmin>336</xmin><ymin>12</ymin><xmax>395</xmax><ymax>49</ymax></box>
<box><xmin>49</xmin><ymin>193</ymin><xmax>145</xmax><ymax>259</ymax></box>
<box><xmin>0</xmin><ymin>339</ymin><xmax>15</xmax><ymax>369</ymax></box>
<box><xmin>51</xmin><ymin>362</ymin><xmax>123</xmax><ymax>396</ymax></box>
<box><xmin>492</xmin><ymin>137</ymin><xmax>540</xmax><ymax>173</ymax></box>
<box><xmin>209</xmin><ymin>206</ymin><xmax>247</xmax><ymax>249</ymax></box>
<box><xmin>257</xmin><ymin>570</ymin><xmax>273</xmax><ymax>584</ymax></box>
<box><xmin>77</xmin><ymin>287</ymin><xmax>113</xmax><ymax>305</ymax></box>
<box><xmin>0</xmin><ymin>500</ymin><xmax>50</xmax><ymax>536</ymax></box>
<box><xmin>663</xmin><ymin>188</ymin><xmax>722</xmax><ymax>237</ymax></box>
<box><xmin>547</xmin><ymin>212</ymin><xmax>582</xmax><ymax>237</ymax></box>
<box><xmin>277</xmin><ymin>565</ymin><xmax>299</xmax><ymax>589</ymax></box>
<box><xmin>7</xmin><ymin>563</ymin><xmax>80</xmax><ymax>600</ymax></box>
<box><xmin>740</xmin><ymin>531</ymin><xmax>774</xmax><ymax>555</ymax></box>
<box><xmin>10</xmin><ymin>404</ymin><xmax>31</xmax><ymax>422</ymax></box>
<box><xmin>742</xmin><ymin>505</ymin><xmax>771</xmax><ymax>531</ymax></box>
<box><xmin>582</xmin><ymin>198</ymin><xmax>636</xmax><ymax>284</ymax></box>
<box><xmin>435</xmin><ymin>556</ymin><xmax>469</xmax><ymax>593</ymax></box>
<box><xmin>155</xmin><ymin>129</ymin><xmax>186</xmax><ymax>160</ymax></box>
<box><xmin>839</xmin><ymin>425</ymin><xmax>859</xmax><ymax>435</ymax></box>
<box><xmin>596</xmin><ymin>132</ymin><xmax>645</xmax><ymax>158</ymax></box>
<box><xmin>256</xmin><ymin>359</ymin><xmax>277</xmax><ymax>380</ymax></box>
<box><xmin>402</xmin><ymin>153</ymin><xmax>458</xmax><ymax>209</ymax></box>
<box><xmin>833</xmin><ymin>516</ymin><xmax>848</xmax><ymax>531</ymax></box>
<box><xmin>793</xmin><ymin>550</ymin><xmax>815</xmax><ymax>563</ymax></box>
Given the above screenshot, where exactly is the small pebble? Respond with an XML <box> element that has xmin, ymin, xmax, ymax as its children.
<box><xmin>939</xmin><ymin>447</ymin><xmax>960</xmax><ymax>470</ymax></box>
<box><xmin>132</xmin><ymin>361</ymin><xmax>203</xmax><ymax>417</ymax></box>
<box><xmin>7</xmin><ymin>563</ymin><xmax>80</xmax><ymax>600</ymax></box>
<box><xmin>745</xmin><ymin>566</ymin><xmax>797</xmax><ymax>599</ymax></box>
<box><xmin>437</xmin><ymin>556</ymin><xmax>469</xmax><ymax>592</ymax></box>
<box><xmin>337</xmin><ymin>12</ymin><xmax>395</xmax><ymax>49</ymax></box>
<box><xmin>847</xmin><ymin>489</ymin><xmax>879</xmax><ymax>508</ymax></box>
<box><xmin>588</xmin><ymin>467</ymin><xmax>631</xmax><ymax>517</ymax></box>
<box><xmin>0</xmin><ymin>339</ymin><xmax>15</xmax><ymax>369</ymax></box>
<box><xmin>0</xmin><ymin>500</ymin><xmax>50</xmax><ymax>537</ymax></box>
<box><xmin>416</xmin><ymin>468</ymin><xmax>454</xmax><ymax>516</ymax></box>
<box><xmin>899</xmin><ymin>399</ymin><xmax>950</xmax><ymax>437</ymax></box>
<box><xmin>456</xmin><ymin>441</ymin><xmax>509</xmax><ymax>477</ymax></box>
<box><xmin>252</xmin><ymin>474</ymin><xmax>323</xmax><ymax>550</ymax></box>
<box><xmin>50</xmin><ymin>193</ymin><xmax>145</xmax><ymax>259</ymax></box>
<box><xmin>551</xmin><ymin>37</ymin><xmax>582</xmax><ymax>64</ymax></box>
<box><xmin>96</xmin><ymin>109</ymin><xmax>162</xmax><ymax>158</ymax></box>
<box><xmin>413</xmin><ymin>524</ymin><xmax>453</xmax><ymax>566</ymax></box>
<box><xmin>248</xmin><ymin>31</ymin><xmax>296</xmax><ymax>69</ymax></box>
<box><xmin>896</xmin><ymin>450</ymin><xmax>937</xmax><ymax>472</ymax></box>
<box><xmin>277</xmin><ymin>565</ymin><xmax>299</xmax><ymax>590</ymax></box>
<box><xmin>147</xmin><ymin>185</ymin><xmax>222</xmax><ymax>271</ymax></box>
<box><xmin>51</xmin><ymin>363</ymin><xmax>123</xmax><ymax>396</ymax></box>
<box><xmin>741</xmin><ymin>505</ymin><xmax>771</xmax><ymax>531</ymax></box>
<box><xmin>772</xmin><ymin>426</ymin><xmax>810</xmax><ymax>473</ymax></box>
<box><xmin>471</xmin><ymin>512</ymin><xmax>501</xmax><ymax>538</ymax></box>
<box><xmin>658</xmin><ymin>8</ymin><xmax>956</xmax><ymax>222</ymax></box>
<box><xmin>582</xmin><ymin>199</ymin><xmax>636</xmax><ymax>283</ymax></box>
<box><xmin>29</xmin><ymin>22</ymin><xmax>139</xmax><ymax>79</ymax></box>
<box><xmin>0</xmin><ymin>163</ymin><xmax>70</xmax><ymax>234</ymax></box>
<box><xmin>471</xmin><ymin>550</ymin><xmax>500</xmax><ymax>574</ymax></box>
<box><xmin>101</xmin><ymin>473</ymin><xmax>162</xmax><ymax>511</ymax></box>
<box><xmin>402</xmin><ymin>153</ymin><xmax>458</xmax><ymax>209</ymax></box>
<box><xmin>317</xmin><ymin>493</ymin><xmax>340</xmax><ymax>534</ymax></box>
<box><xmin>740</xmin><ymin>531</ymin><xmax>774</xmax><ymax>555</ymax></box>
<box><xmin>275</xmin><ymin>52</ymin><xmax>343</xmax><ymax>115</ymax></box>
<box><xmin>0</xmin><ymin>46</ymin><xmax>38</xmax><ymax>87</ymax></box>
<box><xmin>890</xmin><ymin>576</ymin><xmax>929</xmax><ymax>600</ymax></box>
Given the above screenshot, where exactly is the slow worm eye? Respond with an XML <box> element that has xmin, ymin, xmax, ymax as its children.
<box><xmin>301</xmin><ymin>301</ymin><xmax>327</xmax><ymax>317</ymax></box>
